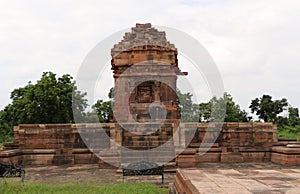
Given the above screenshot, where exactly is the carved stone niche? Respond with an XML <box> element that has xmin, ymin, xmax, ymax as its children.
<box><xmin>126</xmin><ymin>78</ymin><xmax>179</xmax><ymax>123</ymax></box>
<box><xmin>137</xmin><ymin>82</ymin><xmax>154</xmax><ymax>103</ymax></box>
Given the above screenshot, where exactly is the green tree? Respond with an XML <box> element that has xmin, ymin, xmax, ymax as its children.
<box><xmin>93</xmin><ymin>87</ymin><xmax>114</xmax><ymax>123</ymax></box>
<box><xmin>199</xmin><ymin>93</ymin><xmax>249</xmax><ymax>122</ymax></box>
<box><xmin>0</xmin><ymin>109</ymin><xmax>14</xmax><ymax>143</ymax></box>
<box><xmin>249</xmin><ymin>94</ymin><xmax>288</xmax><ymax>123</ymax></box>
<box><xmin>93</xmin><ymin>100</ymin><xmax>113</xmax><ymax>123</ymax></box>
<box><xmin>108</xmin><ymin>87</ymin><xmax>114</xmax><ymax>99</ymax></box>
<box><xmin>199</xmin><ymin>96</ymin><xmax>225</xmax><ymax>122</ymax></box>
<box><xmin>0</xmin><ymin>72</ymin><xmax>88</xmax><ymax>142</ymax></box>
<box><xmin>288</xmin><ymin>106</ymin><xmax>300</xmax><ymax>126</ymax></box>
<box><xmin>176</xmin><ymin>90</ymin><xmax>200</xmax><ymax>122</ymax></box>
<box><xmin>85</xmin><ymin>110</ymin><xmax>100</xmax><ymax>123</ymax></box>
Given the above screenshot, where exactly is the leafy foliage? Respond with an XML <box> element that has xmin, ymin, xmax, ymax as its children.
<box><xmin>176</xmin><ymin>90</ymin><xmax>200</xmax><ymax>122</ymax></box>
<box><xmin>93</xmin><ymin>100</ymin><xmax>113</xmax><ymax>123</ymax></box>
<box><xmin>276</xmin><ymin>105</ymin><xmax>300</xmax><ymax>140</ymax></box>
<box><xmin>249</xmin><ymin>94</ymin><xmax>288</xmax><ymax>123</ymax></box>
<box><xmin>199</xmin><ymin>93</ymin><xmax>250</xmax><ymax>122</ymax></box>
<box><xmin>287</xmin><ymin>106</ymin><xmax>300</xmax><ymax>126</ymax></box>
<box><xmin>0</xmin><ymin>72</ymin><xmax>88</xmax><ymax>143</ymax></box>
<box><xmin>92</xmin><ymin>87</ymin><xmax>114</xmax><ymax>123</ymax></box>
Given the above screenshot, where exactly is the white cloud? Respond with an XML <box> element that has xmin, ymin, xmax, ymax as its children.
<box><xmin>0</xmin><ymin>0</ymin><xmax>300</xmax><ymax>113</ymax></box>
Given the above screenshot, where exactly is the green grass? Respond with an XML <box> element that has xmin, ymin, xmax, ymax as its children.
<box><xmin>278</xmin><ymin>125</ymin><xmax>300</xmax><ymax>141</ymax></box>
<box><xmin>0</xmin><ymin>181</ymin><xmax>168</xmax><ymax>194</ymax></box>
<box><xmin>0</xmin><ymin>142</ymin><xmax>3</xmax><ymax>148</ymax></box>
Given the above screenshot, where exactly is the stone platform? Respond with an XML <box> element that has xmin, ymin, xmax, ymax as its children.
<box><xmin>172</xmin><ymin>163</ymin><xmax>300</xmax><ymax>194</ymax></box>
<box><xmin>1</xmin><ymin>123</ymin><xmax>300</xmax><ymax>168</ymax></box>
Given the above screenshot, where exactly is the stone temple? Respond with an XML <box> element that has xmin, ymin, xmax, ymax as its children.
<box><xmin>1</xmin><ymin>23</ymin><xmax>300</xmax><ymax>171</ymax></box>
<box><xmin>111</xmin><ymin>23</ymin><xmax>187</xmax><ymax>123</ymax></box>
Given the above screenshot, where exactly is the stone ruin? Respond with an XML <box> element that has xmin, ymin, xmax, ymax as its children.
<box><xmin>111</xmin><ymin>22</ymin><xmax>186</xmax><ymax>123</ymax></box>
<box><xmin>1</xmin><ymin>23</ymin><xmax>300</xmax><ymax>168</ymax></box>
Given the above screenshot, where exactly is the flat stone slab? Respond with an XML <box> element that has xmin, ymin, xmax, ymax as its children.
<box><xmin>176</xmin><ymin>163</ymin><xmax>300</xmax><ymax>193</ymax></box>
<box><xmin>287</xmin><ymin>144</ymin><xmax>300</xmax><ymax>148</ymax></box>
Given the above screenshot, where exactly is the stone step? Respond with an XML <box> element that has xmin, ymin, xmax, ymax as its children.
<box><xmin>120</xmin><ymin>157</ymin><xmax>175</xmax><ymax>163</ymax></box>
<box><xmin>122</xmin><ymin>142</ymin><xmax>171</xmax><ymax>147</ymax></box>
<box><xmin>123</xmin><ymin>135</ymin><xmax>173</xmax><ymax>141</ymax></box>
<box><xmin>122</xmin><ymin>128</ymin><xmax>173</xmax><ymax>133</ymax></box>
<box><xmin>123</xmin><ymin>136</ymin><xmax>172</xmax><ymax>142</ymax></box>
<box><xmin>273</xmin><ymin>141</ymin><xmax>300</xmax><ymax>146</ymax></box>
<box><xmin>123</xmin><ymin>146</ymin><xmax>175</xmax><ymax>150</ymax></box>
<box><xmin>122</xmin><ymin>141</ymin><xmax>173</xmax><ymax>147</ymax></box>
<box><xmin>278</xmin><ymin>138</ymin><xmax>298</xmax><ymax>141</ymax></box>
<box><xmin>122</xmin><ymin>146</ymin><xmax>161</xmax><ymax>150</ymax></box>
<box><xmin>198</xmin><ymin>147</ymin><xmax>222</xmax><ymax>152</ymax></box>
<box><xmin>123</xmin><ymin>141</ymin><xmax>170</xmax><ymax>146</ymax></box>
<box><xmin>176</xmin><ymin>154</ymin><xmax>198</xmax><ymax>168</ymax></box>
<box><xmin>119</xmin><ymin>123</ymin><xmax>174</xmax><ymax>127</ymax></box>
<box><xmin>286</xmin><ymin>143</ymin><xmax>300</xmax><ymax>148</ymax></box>
<box><xmin>2</xmin><ymin>143</ymin><xmax>19</xmax><ymax>150</ymax></box>
<box><xmin>129</xmin><ymin>132</ymin><xmax>172</xmax><ymax>136</ymax></box>
<box><xmin>220</xmin><ymin>152</ymin><xmax>243</xmax><ymax>163</ymax></box>
<box><xmin>121</xmin><ymin>151</ymin><xmax>175</xmax><ymax>158</ymax></box>
<box><xmin>123</xmin><ymin>136</ymin><xmax>172</xmax><ymax>141</ymax></box>
<box><xmin>52</xmin><ymin>154</ymin><xmax>74</xmax><ymax>165</ymax></box>
<box><xmin>188</xmin><ymin>142</ymin><xmax>219</xmax><ymax>148</ymax></box>
<box><xmin>178</xmin><ymin>148</ymin><xmax>197</xmax><ymax>155</ymax></box>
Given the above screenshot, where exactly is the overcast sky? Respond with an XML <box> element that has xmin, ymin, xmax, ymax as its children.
<box><xmin>1</xmin><ymin>0</ymin><xmax>300</xmax><ymax>114</ymax></box>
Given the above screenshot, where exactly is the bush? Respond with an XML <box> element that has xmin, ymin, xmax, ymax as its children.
<box><xmin>278</xmin><ymin>125</ymin><xmax>300</xmax><ymax>141</ymax></box>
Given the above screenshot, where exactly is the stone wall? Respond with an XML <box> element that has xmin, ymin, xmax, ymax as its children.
<box><xmin>1</xmin><ymin>124</ymin><xmax>115</xmax><ymax>165</ymax></box>
<box><xmin>1</xmin><ymin>122</ymin><xmax>300</xmax><ymax>167</ymax></box>
<box><xmin>271</xmin><ymin>141</ymin><xmax>300</xmax><ymax>166</ymax></box>
<box><xmin>176</xmin><ymin>122</ymin><xmax>277</xmax><ymax>167</ymax></box>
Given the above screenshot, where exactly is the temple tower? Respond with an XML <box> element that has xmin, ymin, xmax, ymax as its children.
<box><xmin>111</xmin><ymin>23</ymin><xmax>187</xmax><ymax>123</ymax></box>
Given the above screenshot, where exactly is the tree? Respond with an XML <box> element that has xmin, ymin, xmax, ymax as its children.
<box><xmin>85</xmin><ymin>110</ymin><xmax>99</xmax><ymax>123</ymax></box>
<box><xmin>0</xmin><ymin>109</ymin><xmax>14</xmax><ymax>143</ymax></box>
<box><xmin>288</xmin><ymin>106</ymin><xmax>300</xmax><ymax>126</ymax></box>
<box><xmin>199</xmin><ymin>93</ymin><xmax>250</xmax><ymax>122</ymax></box>
<box><xmin>224</xmin><ymin>93</ymin><xmax>249</xmax><ymax>122</ymax></box>
<box><xmin>93</xmin><ymin>87</ymin><xmax>114</xmax><ymax>123</ymax></box>
<box><xmin>249</xmin><ymin>94</ymin><xmax>288</xmax><ymax>123</ymax></box>
<box><xmin>0</xmin><ymin>72</ymin><xmax>88</xmax><ymax>142</ymax></box>
<box><xmin>176</xmin><ymin>90</ymin><xmax>200</xmax><ymax>122</ymax></box>
<box><xmin>108</xmin><ymin>87</ymin><xmax>114</xmax><ymax>99</ymax></box>
<box><xmin>93</xmin><ymin>100</ymin><xmax>113</xmax><ymax>123</ymax></box>
<box><xmin>199</xmin><ymin>96</ymin><xmax>225</xmax><ymax>122</ymax></box>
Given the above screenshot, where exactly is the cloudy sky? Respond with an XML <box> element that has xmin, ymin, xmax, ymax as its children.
<box><xmin>1</xmin><ymin>0</ymin><xmax>300</xmax><ymax>114</ymax></box>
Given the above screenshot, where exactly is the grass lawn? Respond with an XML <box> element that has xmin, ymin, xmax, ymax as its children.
<box><xmin>0</xmin><ymin>181</ymin><xmax>168</xmax><ymax>194</ymax></box>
